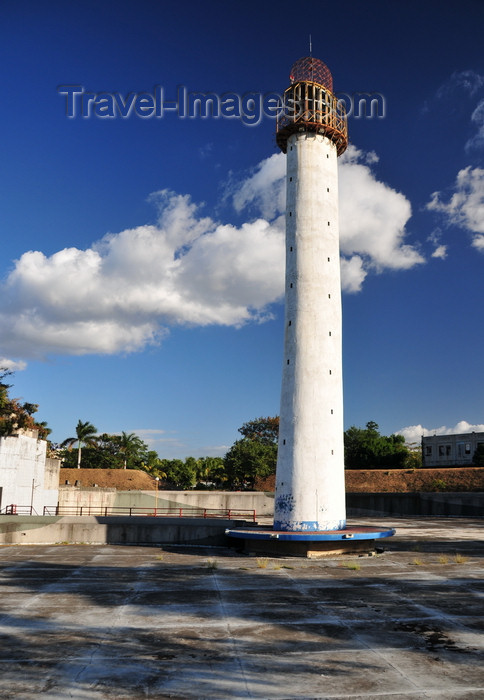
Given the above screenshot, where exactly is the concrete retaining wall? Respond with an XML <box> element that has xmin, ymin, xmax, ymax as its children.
<box><xmin>0</xmin><ymin>515</ymin><xmax>246</xmax><ymax>546</ymax></box>
<box><xmin>58</xmin><ymin>488</ymin><xmax>275</xmax><ymax>516</ymax></box>
<box><xmin>56</xmin><ymin>488</ymin><xmax>483</xmax><ymax>519</ymax></box>
<box><xmin>1</xmin><ymin>493</ymin><xmax>482</xmax><ymax>547</ymax></box>
<box><xmin>59</xmin><ymin>487</ymin><xmax>117</xmax><ymax>511</ymax></box>
<box><xmin>346</xmin><ymin>492</ymin><xmax>484</xmax><ymax>517</ymax></box>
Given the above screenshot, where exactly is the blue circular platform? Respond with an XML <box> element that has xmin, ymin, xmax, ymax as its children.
<box><xmin>226</xmin><ymin>525</ymin><xmax>395</xmax><ymax>542</ymax></box>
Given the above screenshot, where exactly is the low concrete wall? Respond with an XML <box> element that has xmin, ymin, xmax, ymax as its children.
<box><xmin>346</xmin><ymin>492</ymin><xmax>484</xmax><ymax>517</ymax></box>
<box><xmin>56</xmin><ymin>488</ymin><xmax>482</xmax><ymax>519</ymax></box>
<box><xmin>0</xmin><ymin>515</ymin><xmax>249</xmax><ymax>546</ymax></box>
<box><xmin>59</xmin><ymin>487</ymin><xmax>117</xmax><ymax>511</ymax></box>
<box><xmin>58</xmin><ymin>488</ymin><xmax>275</xmax><ymax>516</ymax></box>
<box><xmin>1</xmin><ymin>493</ymin><xmax>482</xmax><ymax>546</ymax></box>
<box><xmin>115</xmin><ymin>490</ymin><xmax>275</xmax><ymax>515</ymax></box>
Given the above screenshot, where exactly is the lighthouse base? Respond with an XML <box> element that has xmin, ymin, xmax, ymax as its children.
<box><xmin>225</xmin><ymin>525</ymin><xmax>395</xmax><ymax>559</ymax></box>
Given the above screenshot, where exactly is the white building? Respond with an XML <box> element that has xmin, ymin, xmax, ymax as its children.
<box><xmin>0</xmin><ymin>430</ymin><xmax>60</xmax><ymax>514</ymax></box>
<box><xmin>422</xmin><ymin>432</ymin><xmax>484</xmax><ymax>468</ymax></box>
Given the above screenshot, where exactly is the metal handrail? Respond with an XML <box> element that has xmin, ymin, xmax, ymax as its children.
<box><xmin>40</xmin><ymin>505</ymin><xmax>256</xmax><ymax>521</ymax></box>
<box><xmin>1</xmin><ymin>504</ymin><xmax>39</xmax><ymax>516</ymax></box>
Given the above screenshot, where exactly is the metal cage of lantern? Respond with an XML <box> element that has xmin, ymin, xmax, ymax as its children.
<box><xmin>276</xmin><ymin>81</ymin><xmax>348</xmax><ymax>156</ymax></box>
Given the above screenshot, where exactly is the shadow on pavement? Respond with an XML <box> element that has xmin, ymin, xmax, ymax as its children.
<box><xmin>0</xmin><ymin>540</ymin><xmax>483</xmax><ymax>698</ymax></box>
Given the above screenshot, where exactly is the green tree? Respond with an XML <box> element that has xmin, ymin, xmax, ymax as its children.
<box><xmin>59</xmin><ymin>431</ymin><xmax>154</xmax><ymax>470</ymax></box>
<box><xmin>238</xmin><ymin>416</ymin><xmax>279</xmax><ymax>444</ymax></box>
<box><xmin>60</xmin><ymin>432</ymin><xmax>120</xmax><ymax>469</ymax></box>
<box><xmin>224</xmin><ymin>439</ymin><xmax>277</xmax><ymax>489</ymax></box>
<box><xmin>0</xmin><ymin>369</ymin><xmax>15</xmax><ymax>437</ymax></box>
<box><xmin>344</xmin><ymin>421</ymin><xmax>408</xmax><ymax>469</ymax></box>
<box><xmin>60</xmin><ymin>443</ymin><xmax>119</xmax><ymax>469</ymax></box>
<box><xmin>223</xmin><ymin>416</ymin><xmax>279</xmax><ymax>489</ymax></box>
<box><xmin>196</xmin><ymin>456</ymin><xmax>226</xmax><ymax>488</ymax></box>
<box><xmin>61</xmin><ymin>420</ymin><xmax>99</xmax><ymax>469</ymax></box>
<box><xmin>119</xmin><ymin>431</ymin><xmax>146</xmax><ymax>469</ymax></box>
<box><xmin>161</xmin><ymin>458</ymin><xmax>197</xmax><ymax>489</ymax></box>
<box><xmin>36</xmin><ymin>421</ymin><xmax>52</xmax><ymax>440</ymax></box>
<box><xmin>404</xmin><ymin>442</ymin><xmax>422</xmax><ymax>469</ymax></box>
<box><xmin>140</xmin><ymin>450</ymin><xmax>167</xmax><ymax>477</ymax></box>
<box><xmin>343</xmin><ymin>425</ymin><xmax>367</xmax><ymax>469</ymax></box>
<box><xmin>0</xmin><ymin>368</ymin><xmax>51</xmax><ymax>439</ymax></box>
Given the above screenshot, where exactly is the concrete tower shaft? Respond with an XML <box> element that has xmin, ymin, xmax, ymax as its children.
<box><xmin>274</xmin><ymin>58</ymin><xmax>347</xmax><ymax>532</ymax></box>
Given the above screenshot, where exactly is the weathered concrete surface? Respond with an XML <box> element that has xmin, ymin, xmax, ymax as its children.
<box><xmin>0</xmin><ymin>517</ymin><xmax>483</xmax><ymax>699</ymax></box>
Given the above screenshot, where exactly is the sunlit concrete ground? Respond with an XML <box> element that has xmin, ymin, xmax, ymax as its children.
<box><xmin>0</xmin><ymin>517</ymin><xmax>483</xmax><ymax>699</ymax></box>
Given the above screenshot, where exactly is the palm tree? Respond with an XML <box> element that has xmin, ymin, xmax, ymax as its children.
<box><xmin>36</xmin><ymin>421</ymin><xmax>52</xmax><ymax>441</ymax></box>
<box><xmin>61</xmin><ymin>420</ymin><xmax>98</xmax><ymax>469</ymax></box>
<box><xmin>119</xmin><ymin>431</ymin><xmax>144</xmax><ymax>469</ymax></box>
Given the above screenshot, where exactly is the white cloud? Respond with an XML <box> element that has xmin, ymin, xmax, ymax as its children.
<box><xmin>339</xmin><ymin>145</ymin><xmax>379</xmax><ymax>166</ymax></box>
<box><xmin>1</xmin><ymin>145</ymin><xmax>424</xmax><ymax>361</ymax></box>
<box><xmin>435</xmin><ymin>70</ymin><xmax>484</xmax><ymax>100</ymax></box>
<box><xmin>229</xmin><ymin>153</ymin><xmax>286</xmax><ymax>220</ymax></box>
<box><xmin>339</xmin><ymin>146</ymin><xmax>424</xmax><ymax>273</ymax></box>
<box><xmin>467</xmin><ymin>98</ymin><xmax>484</xmax><ymax>151</ymax></box>
<box><xmin>423</xmin><ymin>73</ymin><xmax>484</xmax><ymax>251</ymax></box>
<box><xmin>397</xmin><ymin>421</ymin><xmax>484</xmax><ymax>445</ymax></box>
<box><xmin>198</xmin><ymin>142</ymin><xmax>214</xmax><ymax>159</ymax></box>
<box><xmin>340</xmin><ymin>255</ymin><xmax>367</xmax><ymax>293</ymax></box>
<box><xmin>131</xmin><ymin>429</ymin><xmax>183</xmax><ymax>451</ymax></box>
<box><xmin>0</xmin><ymin>358</ymin><xmax>27</xmax><ymax>372</ymax></box>
<box><xmin>431</xmin><ymin>245</ymin><xmax>448</xmax><ymax>259</ymax></box>
<box><xmin>427</xmin><ymin>70</ymin><xmax>484</xmax><ymax>152</ymax></box>
<box><xmin>227</xmin><ymin>145</ymin><xmax>424</xmax><ymax>293</ymax></box>
<box><xmin>427</xmin><ymin>167</ymin><xmax>484</xmax><ymax>250</ymax></box>
<box><xmin>472</xmin><ymin>234</ymin><xmax>484</xmax><ymax>251</ymax></box>
<box><xmin>0</xmin><ymin>190</ymin><xmax>285</xmax><ymax>360</ymax></box>
<box><xmin>427</xmin><ymin>228</ymin><xmax>447</xmax><ymax>259</ymax></box>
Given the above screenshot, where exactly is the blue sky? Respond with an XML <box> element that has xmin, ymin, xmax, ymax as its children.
<box><xmin>1</xmin><ymin>0</ymin><xmax>484</xmax><ymax>457</ymax></box>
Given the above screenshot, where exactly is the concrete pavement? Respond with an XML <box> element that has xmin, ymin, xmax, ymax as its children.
<box><xmin>0</xmin><ymin>517</ymin><xmax>483</xmax><ymax>699</ymax></box>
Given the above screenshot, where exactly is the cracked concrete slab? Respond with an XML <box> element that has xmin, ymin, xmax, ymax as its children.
<box><xmin>0</xmin><ymin>517</ymin><xmax>482</xmax><ymax>698</ymax></box>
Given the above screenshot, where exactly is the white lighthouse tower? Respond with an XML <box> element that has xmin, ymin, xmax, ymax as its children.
<box><xmin>226</xmin><ymin>58</ymin><xmax>394</xmax><ymax>553</ymax></box>
<box><xmin>273</xmin><ymin>56</ymin><xmax>348</xmax><ymax>532</ymax></box>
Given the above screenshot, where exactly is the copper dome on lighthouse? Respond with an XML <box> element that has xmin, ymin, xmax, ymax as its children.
<box><xmin>276</xmin><ymin>55</ymin><xmax>347</xmax><ymax>155</ymax></box>
<box><xmin>289</xmin><ymin>56</ymin><xmax>333</xmax><ymax>92</ymax></box>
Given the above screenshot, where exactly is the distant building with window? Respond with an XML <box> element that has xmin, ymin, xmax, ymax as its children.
<box><xmin>421</xmin><ymin>432</ymin><xmax>484</xmax><ymax>467</ymax></box>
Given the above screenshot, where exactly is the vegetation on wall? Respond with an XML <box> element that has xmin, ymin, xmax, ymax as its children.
<box><xmin>0</xmin><ymin>368</ymin><xmax>51</xmax><ymax>439</ymax></box>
